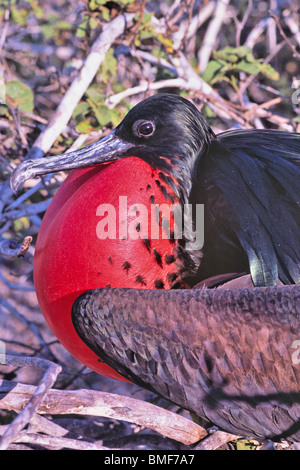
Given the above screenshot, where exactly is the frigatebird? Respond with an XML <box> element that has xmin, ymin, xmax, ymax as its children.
<box><xmin>11</xmin><ymin>93</ymin><xmax>300</xmax><ymax>441</ymax></box>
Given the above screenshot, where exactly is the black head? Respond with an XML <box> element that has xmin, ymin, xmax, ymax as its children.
<box><xmin>115</xmin><ymin>94</ymin><xmax>214</xmax><ymax>163</ymax></box>
<box><xmin>11</xmin><ymin>93</ymin><xmax>215</xmax><ymax>195</ymax></box>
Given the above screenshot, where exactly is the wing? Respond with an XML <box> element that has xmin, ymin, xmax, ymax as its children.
<box><xmin>197</xmin><ymin>130</ymin><xmax>300</xmax><ymax>286</ymax></box>
<box><xmin>72</xmin><ymin>285</ymin><xmax>300</xmax><ymax>440</ymax></box>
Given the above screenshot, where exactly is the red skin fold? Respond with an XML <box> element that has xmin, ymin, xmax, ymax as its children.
<box><xmin>34</xmin><ymin>157</ymin><xmax>181</xmax><ymax>380</ymax></box>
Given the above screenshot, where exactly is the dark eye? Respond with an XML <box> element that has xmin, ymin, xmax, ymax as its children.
<box><xmin>133</xmin><ymin>120</ymin><xmax>156</xmax><ymax>138</ymax></box>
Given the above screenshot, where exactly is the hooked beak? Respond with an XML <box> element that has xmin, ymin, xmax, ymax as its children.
<box><xmin>10</xmin><ymin>130</ymin><xmax>133</xmax><ymax>193</ymax></box>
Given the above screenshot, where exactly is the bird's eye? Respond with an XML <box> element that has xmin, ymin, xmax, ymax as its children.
<box><xmin>133</xmin><ymin>120</ymin><xmax>156</xmax><ymax>138</ymax></box>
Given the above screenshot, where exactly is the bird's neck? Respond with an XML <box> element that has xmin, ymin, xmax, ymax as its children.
<box><xmin>153</xmin><ymin>147</ymin><xmax>209</xmax><ymax>284</ymax></box>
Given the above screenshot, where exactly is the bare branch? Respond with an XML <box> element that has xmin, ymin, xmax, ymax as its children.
<box><xmin>194</xmin><ymin>430</ymin><xmax>241</xmax><ymax>450</ymax></box>
<box><xmin>23</xmin><ymin>13</ymin><xmax>135</xmax><ymax>161</ymax></box>
<box><xmin>244</xmin><ymin>17</ymin><xmax>271</xmax><ymax>48</ymax></box>
<box><xmin>5</xmin><ymin>431</ymin><xmax>112</xmax><ymax>450</ymax></box>
<box><xmin>0</xmin><ymin>299</ymin><xmax>54</xmax><ymax>358</ymax></box>
<box><xmin>0</xmin><ymin>235</ymin><xmax>32</xmax><ymax>258</ymax></box>
<box><xmin>198</xmin><ymin>0</ymin><xmax>230</xmax><ymax>73</ymax></box>
<box><xmin>271</xmin><ymin>11</ymin><xmax>300</xmax><ymax>59</ymax></box>
<box><xmin>234</xmin><ymin>0</ymin><xmax>253</xmax><ymax>47</ymax></box>
<box><xmin>0</xmin><ymin>271</ymin><xmax>34</xmax><ymax>291</ymax></box>
<box><xmin>0</xmin><ymin>356</ymin><xmax>62</xmax><ymax>450</ymax></box>
<box><xmin>0</xmin><ymin>378</ymin><xmax>207</xmax><ymax>445</ymax></box>
<box><xmin>283</xmin><ymin>9</ymin><xmax>300</xmax><ymax>47</ymax></box>
<box><xmin>3</xmin><ymin>200</ymin><xmax>51</xmax><ymax>222</ymax></box>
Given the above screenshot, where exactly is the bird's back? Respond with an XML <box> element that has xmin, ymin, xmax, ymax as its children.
<box><xmin>194</xmin><ymin>129</ymin><xmax>300</xmax><ymax>287</ymax></box>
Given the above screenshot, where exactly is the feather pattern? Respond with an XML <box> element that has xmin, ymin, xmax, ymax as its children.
<box><xmin>72</xmin><ymin>285</ymin><xmax>300</xmax><ymax>441</ymax></box>
<box><xmin>194</xmin><ymin>130</ymin><xmax>300</xmax><ymax>286</ymax></box>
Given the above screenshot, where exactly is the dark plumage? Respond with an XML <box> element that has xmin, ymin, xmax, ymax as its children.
<box><xmin>11</xmin><ymin>93</ymin><xmax>300</xmax><ymax>287</ymax></box>
<box><xmin>194</xmin><ymin>130</ymin><xmax>300</xmax><ymax>287</ymax></box>
<box><xmin>11</xmin><ymin>93</ymin><xmax>300</xmax><ymax>441</ymax></box>
<box><xmin>72</xmin><ymin>285</ymin><xmax>300</xmax><ymax>441</ymax></box>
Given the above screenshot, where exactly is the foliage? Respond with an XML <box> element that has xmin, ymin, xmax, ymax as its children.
<box><xmin>5</xmin><ymin>81</ymin><xmax>34</xmax><ymax>113</ymax></box>
<box><xmin>202</xmin><ymin>46</ymin><xmax>279</xmax><ymax>91</ymax></box>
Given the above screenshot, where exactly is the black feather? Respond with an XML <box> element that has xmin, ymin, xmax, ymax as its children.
<box><xmin>193</xmin><ymin>130</ymin><xmax>300</xmax><ymax>286</ymax></box>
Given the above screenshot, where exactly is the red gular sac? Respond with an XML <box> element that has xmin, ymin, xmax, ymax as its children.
<box><xmin>34</xmin><ymin>157</ymin><xmax>185</xmax><ymax>380</ymax></box>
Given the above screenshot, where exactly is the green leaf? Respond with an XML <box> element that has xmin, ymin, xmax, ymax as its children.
<box><xmin>89</xmin><ymin>0</ymin><xmax>108</xmax><ymax>7</ymax></box>
<box><xmin>10</xmin><ymin>7</ymin><xmax>29</xmax><ymax>26</ymax></box>
<box><xmin>76</xmin><ymin>15</ymin><xmax>89</xmax><ymax>38</ymax></box>
<box><xmin>99</xmin><ymin>48</ymin><xmax>117</xmax><ymax>84</ymax></box>
<box><xmin>72</xmin><ymin>102</ymin><xmax>91</xmax><ymax>123</ymax></box>
<box><xmin>13</xmin><ymin>216</ymin><xmax>30</xmax><ymax>232</ymax></box>
<box><xmin>0</xmin><ymin>105</ymin><xmax>8</xmax><ymax>117</ymax></box>
<box><xmin>101</xmin><ymin>7</ymin><xmax>111</xmax><ymax>22</ymax></box>
<box><xmin>41</xmin><ymin>23</ymin><xmax>55</xmax><ymax>39</ymax></box>
<box><xmin>236</xmin><ymin>60</ymin><xmax>261</xmax><ymax>75</ymax></box>
<box><xmin>213</xmin><ymin>46</ymin><xmax>252</xmax><ymax>63</ymax></box>
<box><xmin>76</xmin><ymin>119</ymin><xmax>96</xmax><ymax>134</ymax></box>
<box><xmin>5</xmin><ymin>80</ymin><xmax>34</xmax><ymax>113</ymax></box>
<box><xmin>259</xmin><ymin>63</ymin><xmax>279</xmax><ymax>80</ymax></box>
<box><xmin>202</xmin><ymin>60</ymin><xmax>226</xmax><ymax>83</ymax></box>
<box><xmin>85</xmin><ymin>86</ymin><xmax>105</xmax><ymax>105</ymax></box>
<box><xmin>93</xmin><ymin>105</ymin><xmax>121</xmax><ymax>127</ymax></box>
<box><xmin>55</xmin><ymin>20</ymin><xmax>74</xmax><ymax>30</ymax></box>
<box><xmin>236</xmin><ymin>439</ymin><xmax>260</xmax><ymax>450</ymax></box>
<box><xmin>89</xmin><ymin>17</ymin><xmax>99</xmax><ymax>30</ymax></box>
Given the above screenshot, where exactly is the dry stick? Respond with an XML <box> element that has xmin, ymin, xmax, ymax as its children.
<box><xmin>244</xmin><ymin>17</ymin><xmax>271</xmax><ymax>49</ymax></box>
<box><xmin>171</xmin><ymin>52</ymin><xmax>246</xmax><ymax>124</ymax></box>
<box><xmin>8</xmin><ymin>431</ymin><xmax>113</xmax><ymax>451</ymax></box>
<box><xmin>0</xmin><ymin>235</ymin><xmax>32</xmax><ymax>258</ymax></box>
<box><xmin>105</xmin><ymin>55</ymin><xmax>244</xmax><ymax>125</ymax></box>
<box><xmin>23</xmin><ymin>12</ymin><xmax>135</xmax><ymax>162</ymax></box>
<box><xmin>283</xmin><ymin>9</ymin><xmax>300</xmax><ymax>48</ymax></box>
<box><xmin>0</xmin><ymin>7</ymin><xmax>9</xmax><ymax>55</ymax></box>
<box><xmin>0</xmin><ymin>414</ymin><xmax>69</xmax><ymax>444</ymax></box>
<box><xmin>0</xmin><ymin>271</ymin><xmax>34</xmax><ymax>291</ymax></box>
<box><xmin>0</xmin><ymin>356</ymin><xmax>62</xmax><ymax>450</ymax></box>
<box><xmin>234</xmin><ymin>0</ymin><xmax>253</xmax><ymax>47</ymax></box>
<box><xmin>0</xmin><ymin>299</ymin><xmax>54</xmax><ymax>359</ymax></box>
<box><xmin>271</xmin><ymin>12</ymin><xmax>300</xmax><ymax>59</ymax></box>
<box><xmin>186</xmin><ymin>1</ymin><xmax>216</xmax><ymax>40</ymax></box>
<box><xmin>197</xmin><ymin>0</ymin><xmax>230</xmax><ymax>74</ymax></box>
<box><xmin>1</xmin><ymin>414</ymin><xmax>110</xmax><ymax>450</ymax></box>
<box><xmin>2</xmin><ymin>199</ymin><xmax>51</xmax><ymax>222</ymax></box>
<box><xmin>194</xmin><ymin>430</ymin><xmax>241</xmax><ymax>450</ymax></box>
<box><xmin>165</xmin><ymin>0</ymin><xmax>215</xmax><ymax>50</ymax></box>
<box><xmin>240</xmin><ymin>39</ymin><xmax>286</xmax><ymax>96</ymax></box>
<box><xmin>28</xmin><ymin>414</ymin><xmax>69</xmax><ymax>438</ymax></box>
<box><xmin>166</xmin><ymin>0</ymin><xmax>189</xmax><ymax>29</ymax></box>
<box><xmin>130</xmin><ymin>49</ymin><xmax>178</xmax><ymax>76</ymax></box>
<box><xmin>0</xmin><ymin>422</ymin><xmax>110</xmax><ymax>450</ymax></box>
<box><xmin>105</xmin><ymin>77</ymin><xmax>196</xmax><ymax>107</ymax></box>
<box><xmin>0</xmin><ymin>379</ymin><xmax>208</xmax><ymax>446</ymax></box>
<box><xmin>176</xmin><ymin>0</ymin><xmax>196</xmax><ymax>52</ymax></box>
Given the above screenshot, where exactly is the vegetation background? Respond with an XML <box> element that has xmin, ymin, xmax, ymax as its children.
<box><xmin>0</xmin><ymin>0</ymin><xmax>300</xmax><ymax>450</ymax></box>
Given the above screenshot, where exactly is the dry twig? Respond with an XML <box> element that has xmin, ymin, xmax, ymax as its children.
<box><xmin>0</xmin><ymin>356</ymin><xmax>62</xmax><ymax>450</ymax></box>
<box><xmin>0</xmin><ymin>235</ymin><xmax>32</xmax><ymax>258</ymax></box>
<box><xmin>24</xmin><ymin>12</ymin><xmax>135</xmax><ymax>162</ymax></box>
<box><xmin>197</xmin><ymin>0</ymin><xmax>230</xmax><ymax>73</ymax></box>
<box><xmin>194</xmin><ymin>430</ymin><xmax>241</xmax><ymax>450</ymax></box>
<box><xmin>0</xmin><ymin>378</ymin><xmax>207</xmax><ymax>446</ymax></box>
<box><xmin>271</xmin><ymin>12</ymin><xmax>300</xmax><ymax>59</ymax></box>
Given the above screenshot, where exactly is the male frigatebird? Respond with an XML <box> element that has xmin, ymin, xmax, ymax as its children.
<box><xmin>11</xmin><ymin>94</ymin><xmax>300</xmax><ymax>441</ymax></box>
